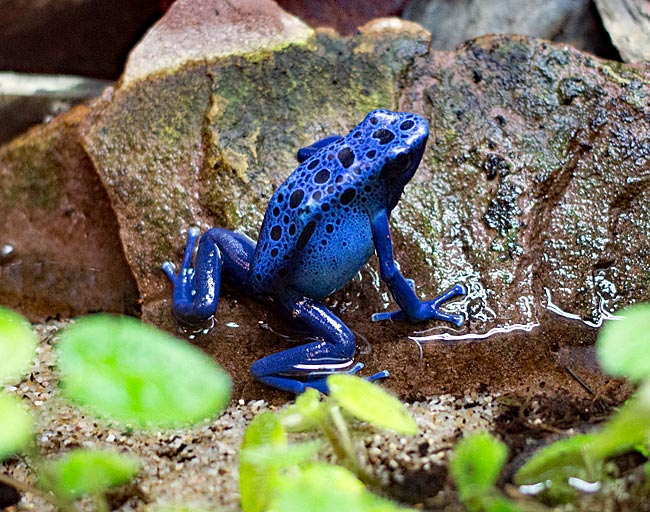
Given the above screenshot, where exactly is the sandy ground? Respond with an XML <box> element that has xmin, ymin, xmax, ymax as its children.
<box><xmin>2</xmin><ymin>320</ymin><xmax>499</xmax><ymax>511</ymax></box>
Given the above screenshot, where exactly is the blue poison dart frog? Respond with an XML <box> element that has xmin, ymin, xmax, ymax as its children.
<box><xmin>163</xmin><ymin>109</ymin><xmax>467</xmax><ymax>394</ymax></box>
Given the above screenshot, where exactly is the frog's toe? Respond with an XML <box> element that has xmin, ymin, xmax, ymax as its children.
<box><xmin>162</xmin><ymin>261</ymin><xmax>177</xmax><ymax>282</ymax></box>
<box><xmin>371</xmin><ymin>309</ymin><xmax>405</xmax><ymax>322</ymax></box>
<box><xmin>366</xmin><ymin>370</ymin><xmax>390</xmax><ymax>382</ymax></box>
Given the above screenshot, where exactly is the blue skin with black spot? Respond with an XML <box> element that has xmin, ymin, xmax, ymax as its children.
<box><xmin>163</xmin><ymin>109</ymin><xmax>467</xmax><ymax>394</ymax></box>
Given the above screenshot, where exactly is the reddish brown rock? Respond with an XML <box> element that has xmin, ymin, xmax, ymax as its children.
<box><xmin>0</xmin><ymin>102</ymin><xmax>139</xmax><ymax>320</ymax></box>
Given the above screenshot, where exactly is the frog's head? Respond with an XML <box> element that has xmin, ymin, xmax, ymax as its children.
<box><xmin>362</xmin><ymin>109</ymin><xmax>429</xmax><ymax>211</ymax></box>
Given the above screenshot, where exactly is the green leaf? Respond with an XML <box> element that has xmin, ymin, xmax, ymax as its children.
<box><xmin>451</xmin><ymin>432</ymin><xmax>508</xmax><ymax>501</ymax></box>
<box><xmin>515</xmin><ymin>433</ymin><xmax>597</xmax><ymax>485</ymax></box>
<box><xmin>240</xmin><ymin>412</ymin><xmax>287</xmax><ymax>512</ymax></box>
<box><xmin>40</xmin><ymin>448</ymin><xmax>140</xmax><ymax>499</ymax></box>
<box><xmin>240</xmin><ymin>440</ymin><xmax>321</xmax><ymax>468</ymax></box>
<box><xmin>589</xmin><ymin>388</ymin><xmax>650</xmax><ymax>460</ymax></box>
<box><xmin>57</xmin><ymin>314</ymin><xmax>231</xmax><ymax>427</ymax></box>
<box><xmin>0</xmin><ymin>307</ymin><xmax>37</xmax><ymax>384</ymax></box>
<box><xmin>327</xmin><ymin>374</ymin><xmax>418</xmax><ymax>434</ymax></box>
<box><xmin>268</xmin><ymin>464</ymin><xmax>407</xmax><ymax>512</ymax></box>
<box><xmin>280</xmin><ymin>387</ymin><xmax>324</xmax><ymax>432</ymax></box>
<box><xmin>0</xmin><ymin>392</ymin><xmax>33</xmax><ymax>460</ymax></box>
<box><xmin>597</xmin><ymin>304</ymin><xmax>650</xmax><ymax>381</ymax></box>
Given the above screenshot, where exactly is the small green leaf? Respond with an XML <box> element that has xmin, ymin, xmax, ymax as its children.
<box><xmin>240</xmin><ymin>412</ymin><xmax>287</xmax><ymax>512</ymax></box>
<box><xmin>327</xmin><ymin>374</ymin><xmax>417</xmax><ymax>434</ymax></box>
<box><xmin>0</xmin><ymin>392</ymin><xmax>33</xmax><ymax>460</ymax></box>
<box><xmin>451</xmin><ymin>432</ymin><xmax>508</xmax><ymax>501</ymax></box>
<box><xmin>268</xmin><ymin>464</ymin><xmax>407</xmax><ymax>512</ymax></box>
<box><xmin>57</xmin><ymin>314</ymin><xmax>231</xmax><ymax>427</ymax></box>
<box><xmin>0</xmin><ymin>307</ymin><xmax>37</xmax><ymax>384</ymax></box>
<box><xmin>240</xmin><ymin>440</ymin><xmax>321</xmax><ymax>468</ymax></box>
<box><xmin>280</xmin><ymin>387</ymin><xmax>324</xmax><ymax>432</ymax></box>
<box><xmin>40</xmin><ymin>449</ymin><xmax>140</xmax><ymax>499</ymax></box>
<box><xmin>514</xmin><ymin>433</ymin><xmax>596</xmax><ymax>486</ymax></box>
<box><xmin>589</xmin><ymin>389</ymin><xmax>650</xmax><ymax>460</ymax></box>
<box><xmin>597</xmin><ymin>304</ymin><xmax>650</xmax><ymax>381</ymax></box>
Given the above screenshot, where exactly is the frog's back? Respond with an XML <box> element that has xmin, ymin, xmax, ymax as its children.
<box><xmin>251</xmin><ymin>109</ymin><xmax>428</xmax><ymax>299</ymax></box>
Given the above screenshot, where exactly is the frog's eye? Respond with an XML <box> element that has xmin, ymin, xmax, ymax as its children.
<box><xmin>372</xmin><ymin>128</ymin><xmax>395</xmax><ymax>145</ymax></box>
<box><xmin>400</xmin><ymin>120</ymin><xmax>414</xmax><ymax>131</ymax></box>
<box><xmin>380</xmin><ymin>152</ymin><xmax>412</xmax><ymax>179</ymax></box>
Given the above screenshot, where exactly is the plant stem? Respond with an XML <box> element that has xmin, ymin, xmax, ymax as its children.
<box><xmin>321</xmin><ymin>403</ymin><xmax>380</xmax><ymax>489</ymax></box>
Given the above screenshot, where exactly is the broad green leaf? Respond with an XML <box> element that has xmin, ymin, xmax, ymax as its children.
<box><xmin>0</xmin><ymin>307</ymin><xmax>37</xmax><ymax>384</ymax></box>
<box><xmin>327</xmin><ymin>374</ymin><xmax>417</xmax><ymax>434</ymax></box>
<box><xmin>150</xmin><ymin>506</ymin><xmax>215</xmax><ymax>512</ymax></box>
<box><xmin>451</xmin><ymin>432</ymin><xmax>508</xmax><ymax>501</ymax></box>
<box><xmin>0</xmin><ymin>392</ymin><xmax>33</xmax><ymax>460</ymax></box>
<box><xmin>280</xmin><ymin>387</ymin><xmax>324</xmax><ymax>432</ymax></box>
<box><xmin>268</xmin><ymin>463</ymin><xmax>407</xmax><ymax>512</ymax></box>
<box><xmin>57</xmin><ymin>314</ymin><xmax>231</xmax><ymax>427</ymax></box>
<box><xmin>240</xmin><ymin>440</ymin><xmax>322</xmax><ymax>468</ymax></box>
<box><xmin>479</xmin><ymin>495</ymin><xmax>525</xmax><ymax>512</ymax></box>
<box><xmin>597</xmin><ymin>304</ymin><xmax>650</xmax><ymax>381</ymax></box>
<box><xmin>240</xmin><ymin>412</ymin><xmax>286</xmax><ymax>512</ymax></box>
<box><xmin>514</xmin><ymin>433</ymin><xmax>597</xmax><ymax>485</ymax></box>
<box><xmin>589</xmin><ymin>390</ymin><xmax>650</xmax><ymax>460</ymax></box>
<box><xmin>40</xmin><ymin>449</ymin><xmax>140</xmax><ymax>499</ymax></box>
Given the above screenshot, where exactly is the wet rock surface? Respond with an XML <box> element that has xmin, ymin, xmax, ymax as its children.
<box><xmin>1</xmin><ymin>0</ymin><xmax>648</xmax><ymax>401</ymax></box>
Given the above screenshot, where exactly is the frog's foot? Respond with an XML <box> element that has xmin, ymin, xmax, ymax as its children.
<box><xmin>163</xmin><ymin>227</ymin><xmax>214</xmax><ymax>326</ymax></box>
<box><xmin>372</xmin><ymin>283</ymin><xmax>467</xmax><ymax>327</ymax></box>
<box><xmin>251</xmin><ymin>294</ymin><xmax>389</xmax><ymax>394</ymax></box>
<box><xmin>163</xmin><ymin>227</ymin><xmax>256</xmax><ymax>327</ymax></box>
<box><xmin>256</xmin><ymin>362</ymin><xmax>390</xmax><ymax>395</ymax></box>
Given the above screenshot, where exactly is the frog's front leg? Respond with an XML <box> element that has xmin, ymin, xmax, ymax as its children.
<box><xmin>296</xmin><ymin>135</ymin><xmax>342</xmax><ymax>162</ymax></box>
<box><xmin>162</xmin><ymin>227</ymin><xmax>255</xmax><ymax>326</ymax></box>
<box><xmin>251</xmin><ymin>294</ymin><xmax>388</xmax><ymax>394</ymax></box>
<box><xmin>370</xmin><ymin>210</ymin><xmax>467</xmax><ymax>327</ymax></box>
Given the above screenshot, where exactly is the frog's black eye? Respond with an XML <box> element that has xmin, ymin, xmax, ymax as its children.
<box><xmin>400</xmin><ymin>120</ymin><xmax>414</xmax><ymax>130</ymax></box>
<box><xmin>372</xmin><ymin>129</ymin><xmax>395</xmax><ymax>145</ymax></box>
<box><xmin>289</xmin><ymin>189</ymin><xmax>304</xmax><ymax>208</ymax></box>
<box><xmin>380</xmin><ymin>152</ymin><xmax>411</xmax><ymax>179</ymax></box>
<box><xmin>337</xmin><ymin>147</ymin><xmax>355</xmax><ymax>168</ymax></box>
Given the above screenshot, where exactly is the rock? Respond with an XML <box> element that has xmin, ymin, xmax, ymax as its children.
<box><xmin>0</xmin><ymin>103</ymin><xmax>140</xmax><ymax>320</ymax></box>
<box><xmin>276</xmin><ymin>0</ymin><xmax>408</xmax><ymax>35</ymax></box>
<box><xmin>595</xmin><ymin>0</ymin><xmax>650</xmax><ymax>61</ymax></box>
<box><xmin>122</xmin><ymin>0</ymin><xmax>313</xmax><ymax>85</ymax></box>
<box><xmin>0</xmin><ymin>72</ymin><xmax>110</xmax><ymax>144</ymax></box>
<box><xmin>403</xmin><ymin>0</ymin><xmax>615</xmax><ymax>57</ymax></box>
<box><xmin>1</xmin><ymin>0</ymin><xmax>648</xmax><ymax>400</ymax></box>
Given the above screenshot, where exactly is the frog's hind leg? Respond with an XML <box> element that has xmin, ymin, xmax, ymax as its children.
<box><xmin>162</xmin><ymin>227</ymin><xmax>255</xmax><ymax>327</ymax></box>
<box><xmin>251</xmin><ymin>295</ymin><xmax>388</xmax><ymax>394</ymax></box>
